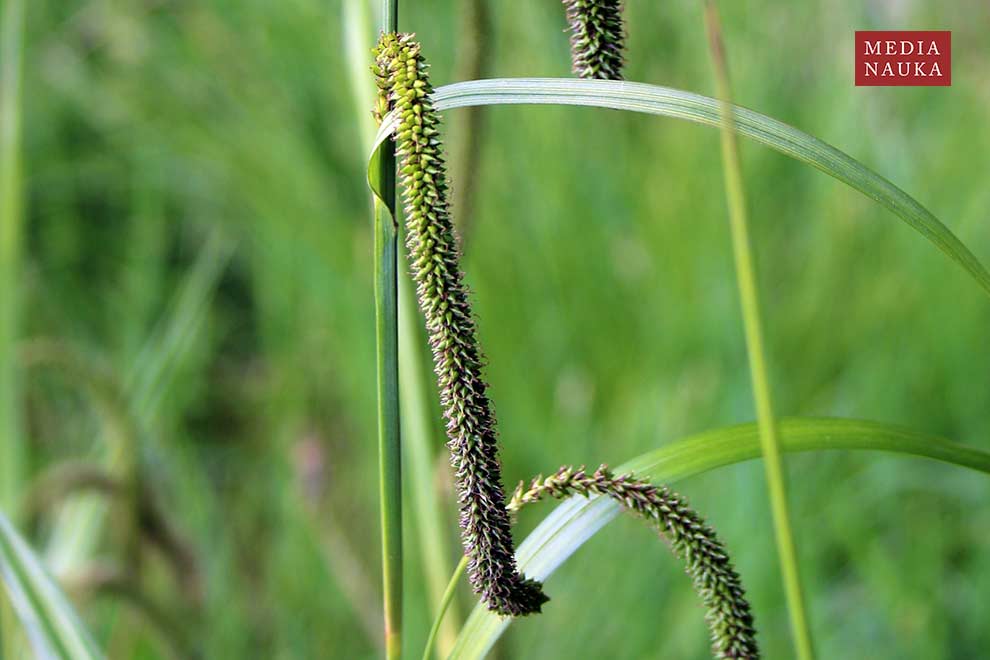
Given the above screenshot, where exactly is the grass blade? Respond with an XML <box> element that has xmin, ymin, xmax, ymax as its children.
<box><xmin>347</xmin><ymin>6</ymin><xmax>458</xmax><ymax>654</ymax></box>
<box><xmin>373</xmin><ymin>3</ymin><xmax>403</xmax><ymax>659</ymax></box>
<box><xmin>369</xmin><ymin>79</ymin><xmax>990</xmax><ymax>298</ymax></box>
<box><xmin>0</xmin><ymin>0</ymin><xmax>26</xmax><ymax>518</ymax></box>
<box><xmin>342</xmin><ymin>0</ymin><xmax>377</xmax><ymax>151</ymax></box>
<box><xmin>347</xmin><ymin>10</ymin><xmax>459</xmax><ymax>654</ymax></box>
<box><xmin>420</xmin><ymin>556</ymin><xmax>467</xmax><ymax>660</ymax></box>
<box><xmin>0</xmin><ymin>512</ymin><xmax>104</xmax><ymax>659</ymax></box>
<box><xmin>375</xmin><ymin>185</ymin><xmax>403</xmax><ymax>660</ymax></box>
<box><xmin>1</xmin><ymin>2</ymin><xmax>28</xmax><ymax>651</ymax></box>
<box><xmin>704</xmin><ymin>4</ymin><xmax>812</xmax><ymax>657</ymax></box>
<box><xmin>449</xmin><ymin>417</ymin><xmax>990</xmax><ymax>658</ymax></box>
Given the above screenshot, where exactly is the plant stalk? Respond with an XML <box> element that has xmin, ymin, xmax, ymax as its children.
<box><xmin>376</xmin><ymin>2</ymin><xmax>402</xmax><ymax>659</ymax></box>
<box><xmin>421</xmin><ymin>556</ymin><xmax>467</xmax><ymax>660</ymax></box>
<box><xmin>703</xmin><ymin>3</ymin><xmax>814</xmax><ymax>658</ymax></box>
<box><xmin>0</xmin><ymin>0</ymin><xmax>26</xmax><ymax>653</ymax></box>
<box><xmin>0</xmin><ymin>0</ymin><xmax>25</xmax><ymax>519</ymax></box>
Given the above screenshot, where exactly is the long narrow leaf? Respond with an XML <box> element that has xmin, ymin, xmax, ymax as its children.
<box><xmin>0</xmin><ymin>0</ymin><xmax>26</xmax><ymax>516</ymax></box>
<box><xmin>0</xmin><ymin>512</ymin><xmax>103</xmax><ymax>659</ymax></box>
<box><xmin>369</xmin><ymin>78</ymin><xmax>990</xmax><ymax>297</ymax></box>
<box><xmin>450</xmin><ymin>417</ymin><xmax>990</xmax><ymax>658</ymax></box>
<box><xmin>704</xmin><ymin>6</ymin><xmax>813</xmax><ymax>655</ymax></box>
<box><xmin>1</xmin><ymin>2</ymin><xmax>29</xmax><ymax>651</ymax></box>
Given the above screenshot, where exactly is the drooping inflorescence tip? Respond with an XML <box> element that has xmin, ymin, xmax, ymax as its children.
<box><xmin>372</xmin><ymin>33</ymin><xmax>757</xmax><ymax>653</ymax></box>
<box><xmin>372</xmin><ymin>32</ymin><xmax>549</xmax><ymax>617</ymax></box>
<box><xmin>511</xmin><ymin>465</ymin><xmax>759</xmax><ymax>659</ymax></box>
<box><xmin>562</xmin><ymin>0</ymin><xmax>626</xmax><ymax>80</ymax></box>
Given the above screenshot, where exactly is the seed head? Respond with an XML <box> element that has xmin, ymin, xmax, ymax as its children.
<box><xmin>372</xmin><ymin>32</ymin><xmax>548</xmax><ymax>617</ymax></box>
<box><xmin>562</xmin><ymin>0</ymin><xmax>626</xmax><ymax>80</ymax></box>
<box><xmin>511</xmin><ymin>465</ymin><xmax>760</xmax><ymax>658</ymax></box>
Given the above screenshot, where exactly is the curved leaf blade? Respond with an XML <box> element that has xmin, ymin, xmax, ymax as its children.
<box><xmin>449</xmin><ymin>417</ymin><xmax>990</xmax><ymax>658</ymax></box>
<box><xmin>0</xmin><ymin>512</ymin><xmax>104</xmax><ymax>660</ymax></box>
<box><xmin>370</xmin><ymin>78</ymin><xmax>990</xmax><ymax>297</ymax></box>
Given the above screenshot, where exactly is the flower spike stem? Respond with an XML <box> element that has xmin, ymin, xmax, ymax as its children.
<box><xmin>374</xmin><ymin>2</ymin><xmax>403</xmax><ymax>659</ymax></box>
<box><xmin>703</xmin><ymin>3</ymin><xmax>814</xmax><ymax>658</ymax></box>
<box><xmin>373</xmin><ymin>32</ymin><xmax>548</xmax><ymax>617</ymax></box>
<box><xmin>511</xmin><ymin>466</ymin><xmax>759</xmax><ymax>659</ymax></box>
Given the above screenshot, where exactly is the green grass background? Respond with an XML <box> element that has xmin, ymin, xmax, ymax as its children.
<box><xmin>8</xmin><ymin>0</ymin><xmax>990</xmax><ymax>657</ymax></box>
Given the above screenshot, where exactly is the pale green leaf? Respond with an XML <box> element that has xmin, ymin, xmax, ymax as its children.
<box><xmin>369</xmin><ymin>78</ymin><xmax>990</xmax><ymax>297</ymax></box>
<box><xmin>0</xmin><ymin>512</ymin><xmax>104</xmax><ymax>660</ymax></box>
<box><xmin>450</xmin><ymin>417</ymin><xmax>990</xmax><ymax>658</ymax></box>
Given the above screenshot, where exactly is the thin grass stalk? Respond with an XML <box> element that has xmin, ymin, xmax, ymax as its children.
<box><xmin>702</xmin><ymin>4</ymin><xmax>813</xmax><ymax>657</ymax></box>
<box><xmin>420</xmin><ymin>556</ymin><xmax>467</xmax><ymax>660</ymax></box>
<box><xmin>375</xmin><ymin>110</ymin><xmax>403</xmax><ymax>660</ymax></box>
<box><xmin>375</xmin><ymin>2</ymin><xmax>403</xmax><ymax>658</ymax></box>
<box><xmin>0</xmin><ymin>0</ymin><xmax>25</xmax><ymax>520</ymax></box>
<box><xmin>0</xmin><ymin>1</ymin><xmax>27</xmax><ymax>653</ymax></box>
<box><xmin>343</xmin><ymin>0</ymin><xmax>377</xmax><ymax>150</ymax></box>
<box><xmin>345</xmin><ymin>4</ymin><xmax>448</xmax><ymax>652</ymax></box>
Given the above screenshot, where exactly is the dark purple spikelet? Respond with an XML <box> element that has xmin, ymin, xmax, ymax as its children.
<box><xmin>511</xmin><ymin>466</ymin><xmax>760</xmax><ymax>658</ymax></box>
<box><xmin>372</xmin><ymin>32</ymin><xmax>548</xmax><ymax>617</ymax></box>
<box><xmin>562</xmin><ymin>0</ymin><xmax>626</xmax><ymax>80</ymax></box>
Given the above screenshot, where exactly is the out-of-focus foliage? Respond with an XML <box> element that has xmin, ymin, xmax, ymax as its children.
<box><xmin>6</xmin><ymin>0</ymin><xmax>990</xmax><ymax>658</ymax></box>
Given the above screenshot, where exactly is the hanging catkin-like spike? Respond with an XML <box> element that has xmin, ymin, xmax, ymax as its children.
<box><xmin>372</xmin><ymin>32</ymin><xmax>549</xmax><ymax>617</ymax></box>
<box><xmin>562</xmin><ymin>0</ymin><xmax>626</xmax><ymax>80</ymax></box>
<box><xmin>511</xmin><ymin>466</ymin><xmax>760</xmax><ymax>658</ymax></box>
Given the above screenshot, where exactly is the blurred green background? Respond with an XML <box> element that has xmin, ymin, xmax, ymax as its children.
<box><xmin>5</xmin><ymin>0</ymin><xmax>990</xmax><ymax>657</ymax></box>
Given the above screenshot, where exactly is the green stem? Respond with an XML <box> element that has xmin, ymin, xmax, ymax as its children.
<box><xmin>421</xmin><ymin>556</ymin><xmax>467</xmax><ymax>660</ymax></box>
<box><xmin>703</xmin><ymin>3</ymin><xmax>814</xmax><ymax>658</ymax></box>
<box><xmin>0</xmin><ymin>0</ymin><xmax>25</xmax><ymax>519</ymax></box>
<box><xmin>376</xmin><ymin>2</ymin><xmax>402</xmax><ymax>659</ymax></box>
<box><xmin>0</xmin><ymin>1</ymin><xmax>26</xmax><ymax>654</ymax></box>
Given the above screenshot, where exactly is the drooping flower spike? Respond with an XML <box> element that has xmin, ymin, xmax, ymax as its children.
<box><xmin>371</xmin><ymin>37</ymin><xmax>759</xmax><ymax>656</ymax></box>
<box><xmin>562</xmin><ymin>0</ymin><xmax>626</xmax><ymax>80</ymax></box>
<box><xmin>372</xmin><ymin>32</ymin><xmax>548</xmax><ymax>616</ymax></box>
<box><xmin>511</xmin><ymin>465</ymin><xmax>759</xmax><ymax>659</ymax></box>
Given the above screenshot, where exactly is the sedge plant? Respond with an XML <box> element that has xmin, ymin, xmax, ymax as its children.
<box><xmin>366</xmin><ymin>2</ymin><xmax>990</xmax><ymax>660</ymax></box>
<box><xmin>373</xmin><ymin>26</ymin><xmax>756</xmax><ymax>655</ymax></box>
<box><xmin>1</xmin><ymin>3</ymin><xmax>990</xmax><ymax>660</ymax></box>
